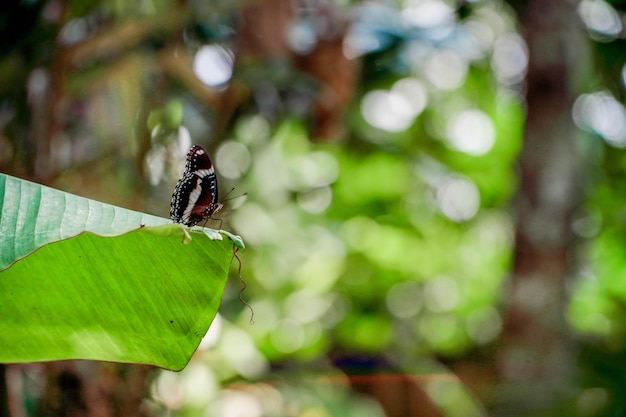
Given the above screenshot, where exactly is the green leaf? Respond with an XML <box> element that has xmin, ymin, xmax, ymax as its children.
<box><xmin>163</xmin><ymin>99</ymin><xmax>184</xmax><ymax>129</ymax></box>
<box><xmin>1</xmin><ymin>173</ymin><xmax>169</xmax><ymax>270</ymax></box>
<box><xmin>0</xmin><ymin>173</ymin><xmax>243</xmax><ymax>370</ymax></box>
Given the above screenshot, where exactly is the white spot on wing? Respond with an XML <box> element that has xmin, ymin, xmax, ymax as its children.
<box><xmin>195</xmin><ymin>168</ymin><xmax>214</xmax><ymax>177</ymax></box>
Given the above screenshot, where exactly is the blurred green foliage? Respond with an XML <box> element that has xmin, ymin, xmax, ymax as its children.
<box><xmin>2</xmin><ymin>0</ymin><xmax>626</xmax><ymax>415</ymax></box>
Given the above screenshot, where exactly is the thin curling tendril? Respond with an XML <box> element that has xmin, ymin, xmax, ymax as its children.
<box><xmin>233</xmin><ymin>247</ymin><xmax>254</xmax><ymax>325</ymax></box>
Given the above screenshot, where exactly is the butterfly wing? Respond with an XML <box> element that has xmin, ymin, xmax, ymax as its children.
<box><xmin>170</xmin><ymin>146</ymin><xmax>220</xmax><ymax>227</ymax></box>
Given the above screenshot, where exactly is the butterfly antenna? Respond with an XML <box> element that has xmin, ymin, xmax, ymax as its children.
<box><xmin>221</xmin><ymin>188</ymin><xmax>248</xmax><ymax>204</ymax></box>
<box><xmin>233</xmin><ymin>247</ymin><xmax>254</xmax><ymax>325</ymax></box>
<box><xmin>222</xmin><ymin>187</ymin><xmax>236</xmax><ymax>200</ymax></box>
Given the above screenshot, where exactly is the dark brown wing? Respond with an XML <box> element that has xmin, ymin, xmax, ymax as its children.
<box><xmin>170</xmin><ymin>145</ymin><xmax>220</xmax><ymax>226</ymax></box>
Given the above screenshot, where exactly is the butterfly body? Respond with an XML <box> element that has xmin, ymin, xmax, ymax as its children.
<box><xmin>170</xmin><ymin>145</ymin><xmax>222</xmax><ymax>227</ymax></box>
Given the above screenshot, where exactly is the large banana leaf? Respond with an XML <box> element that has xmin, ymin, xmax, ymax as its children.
<box><xmin>0</xmin><ymin>173</ymin><xmax>243</xmax><ymax>371</ymax></box>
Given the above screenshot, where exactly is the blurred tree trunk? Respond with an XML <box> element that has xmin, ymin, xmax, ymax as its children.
<box><xmin>6</xmin><ymin>363</ymin><xmax>152</xmax><ymax>417</ymax></box>
<box><xmin>294</xmin><ymin>25</ymin><xmax>358</xmax><ymax>142</ymax></box>
<box><xmin>216</xmin><ymin>0</ymin><xmax>356</xmax><ymax>143</ymax></box>
<box><xmin>0</xmin><ymin>366</ymin><xmax>9</xmax><ymax>417</ymax></box>
<box><xmin>491</xmin><ymin>0</ymin><xmax>588</xmax><ymax>414</ymax></box>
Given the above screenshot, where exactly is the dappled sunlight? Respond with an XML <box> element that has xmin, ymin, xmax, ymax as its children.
<box><xmin>178</xmin><ymin>363</ymin><xmax>219</xmax><ymax>407</ymax></box>
<box><xmin>198</xmin><ymin>314</ymin><xmax>222</xmax><ymax>350</ymax></box>
<box><xmin>219</xmin><ymin>326</ymin><xmax>269</xmax><ymax>378</ymax></box>
<box><xmin>231</xmin><ymin>202</ymin><xmax>279</xmax><ymax>245</ymax></box>
<box><xmin>578</xmin><ymin>0</ymin><xmax>622</xmax><ymax>41</ymax></box>
<box><xmin>403</xmin><ymin>0</ymin><xmax>456</xmax><ymax>31</ymax></box>
<box><xmin>446</xmin><ymin>109</ymin><xmax>495</xmax><ymax>155</ymax></box>
<box><xmin>193</xmin><ymin>45</ymin><xmax>234</xmax><ymax>87</ymax></box>
<box><xmin>285</xmin><ymin>289</ymin><xmax>333</xmax><ymax>324</ymax></box>
<box><xmin>206</xmin><ymin>380</ymin><xmax>384</xmax><ymax>417</ymax></box>
<box><xmin>270</xmin><ymin>318</ymin><xmax>306</xmax><ymax>354</ymax></box>
<box><xmin>144</xmin><ymin>126</ymin><xmax>193</xmax><ymax>185</ymax></box>
<box><xmin>297</xmin><ymin>185</ymin><xmax>332</xmax><ymax>213</ymax></box>
<box><xmin>292</xmin><ymin>151</ymin><xmax>339</xmax><ymax>188</ymax></box>
<box><xmin>436</xmin><ymin>176</ymin><xmax>480</xmax><ymax>222</ymax></box>
<box><xmin>385</xmin><ymin>280</ymin><xmax>423</xmax><ymax>319</ymax></box>
<box><xmin>424</xmin><ymin>49</ymin><xmax>468</xmax><ymax>90</ymax></box>
<box><xmin>361</xmin><ymin>78</ymin><xmax>428</xmax><ymax>132</ymax></box>
<box><xmin>491</xmin><ymin>33</ymin><xmax>528</xmax><ymax>85</ymax></box>
<box><xmin>59</xmin><ymin>17</ymin><xmax>90</xmax><ymax>46</ymax></box>
<box><xmin>293</xmin><ymin>230</ymin><xmax>346</xmax><ymax>291</ymax></box>
<box><xmin>244</xmin><ymin>299</ymin><xmax>281</xmax><ymax>333</ymax></box>
<box><xmin>214</xmin><ymin>389</ymin><xmax>264</xmax><ymax>417</ymax></box>
<box><xmin>340</xmin><ymin>216</ymin><xmax>380</xmax><ymax>252</ymax></box>
<box><xmin>463</xmin><ymin>18</ymin><xmax>496</xmax><ymax>55</ymax></box>
<box><xmin>216</xmin><ymin>140</ymin><xmax>252</xmax><ymax>180</ymax></box>
<box><xmin>424</xmin><ymin>276</ymin><xmax>460</xmax><ymax>313</ymax></box>
<box><xmin>573</xmin><ymin>91</ymin><xmax>626</xmax><ymax>147</ymax></box>
<box><xmin>153</xmin><ymin>371</ymin><xmax>186</xmax><ymax>410</ymax></box>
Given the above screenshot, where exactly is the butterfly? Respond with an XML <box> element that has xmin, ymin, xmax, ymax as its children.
<box><xmin>170</xmin><ymin>145</ymin><xmax>222</xmax><ymax>227</ymax></box>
